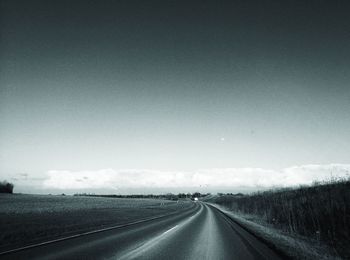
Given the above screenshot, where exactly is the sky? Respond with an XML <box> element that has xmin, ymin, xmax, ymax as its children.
<box><xmin>1</xmin><ymin>0</ymin><xmax>350</xmax><ymax>194</ymax></box>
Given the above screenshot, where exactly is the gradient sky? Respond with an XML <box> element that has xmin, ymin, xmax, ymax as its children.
<box><xmin>1</xmin><ymin>0</ymin><xmax>350</xmax><ymax>192</ymax></box>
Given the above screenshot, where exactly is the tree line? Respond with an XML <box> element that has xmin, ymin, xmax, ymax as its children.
<box><xmin>74</xmin><ymin>191</ymin><xmax>206</xmax><ymax>200</ymax></box>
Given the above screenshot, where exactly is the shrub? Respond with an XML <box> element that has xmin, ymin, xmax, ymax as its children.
<box><xmin>0</xmin><ymin>181</ymin><xmax>14</xmax><ymax>193</ymax></box>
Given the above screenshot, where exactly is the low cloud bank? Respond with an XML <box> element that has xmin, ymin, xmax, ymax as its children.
<box><xmin>42</xmin><ymin>164</ymin><xmax>350</xmax><ymax>191</ymax></box>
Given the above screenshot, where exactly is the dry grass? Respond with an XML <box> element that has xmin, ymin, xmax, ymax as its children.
<box><xmin>207</xmin><ymin>179</ymin><xmax>350</xmax><ymax>259</ymax></box>
<box><xmin>208</xmin><ymin>203</ymin><xmax>341</xmax><ymax>259</ymax></box>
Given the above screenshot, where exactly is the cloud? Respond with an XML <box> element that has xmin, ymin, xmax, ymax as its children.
<box><xmin>42</xmin><ymin>164</ymin><xmax>350</xmax><ymax>191</ymax></box>
<box><xmin>282</xmin><ymin>164</ymin><xmax>350</xmax><ymax>184</ymax></box>
<box><xmin>43</xmin><ymin>169</ymin><xmax>116</xmax><ymax>190</ymax></box>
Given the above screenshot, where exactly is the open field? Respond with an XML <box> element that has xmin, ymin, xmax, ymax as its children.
<box><xmin>205</xmin><ymin>179</ymin><xmax>350</xmax><ymax>259</ymax></box>
<box><xmin>0</xmin><ymin>194</ymin><xmax>192</xmax><ymax>252</ymax></box>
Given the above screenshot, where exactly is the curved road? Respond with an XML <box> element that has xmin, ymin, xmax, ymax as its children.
<box><xmin>1</xmin><ymin>202</ymin><xmax>282</xmax><ymax>260</ymax></box>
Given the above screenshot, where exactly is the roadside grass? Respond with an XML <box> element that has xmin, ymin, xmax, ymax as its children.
<box><xmin>0</xmin><ymin>194</ymin><xmax>192</xmax><ymax>252</ymax></box>
<box><xmin>206</xmin><ymin>178</ymin><xmax>350</xmax><ymax>259</ymax></box>
<box><xmin>209</xmin><ymin>203</ymin><xmax>341</xmax><ymax>259</ymax></box>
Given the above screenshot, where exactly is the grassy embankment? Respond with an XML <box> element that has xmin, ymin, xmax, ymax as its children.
<box><xmin>208</xmin><ymin>178</ymin><xmax>350</xmax><ymax>259</ymax></box>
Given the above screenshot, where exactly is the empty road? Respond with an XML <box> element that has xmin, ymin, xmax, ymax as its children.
<box><xmin>1</xmin><ymin>202</ymin><xmax>282</xmax><ymax>260</ymax></box>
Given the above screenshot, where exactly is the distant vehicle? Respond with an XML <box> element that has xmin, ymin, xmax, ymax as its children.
<box><xmin>194</xmin><ymin>197</ymin><xmax>198</xmax><ymax>202</ymax></box>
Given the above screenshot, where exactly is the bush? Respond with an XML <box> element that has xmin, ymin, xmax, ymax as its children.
<box><xmin>0</xmin><ymin>181</ymin><xmax>14</xmax><ymax>193</ymax></box>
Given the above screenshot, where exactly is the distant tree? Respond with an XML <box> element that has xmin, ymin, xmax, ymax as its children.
<box><xmin>178</xmin><ymin>193</ymin><xmax>187</xmax><ymax>199</ymax></box>
<box><xmin>165</xmin><ymin>193</ymin><xmax>178</xmax><ymax>200</ymax></box>
<box><xmin>0</xmin><ymin>181</ymin><xmax>14</xmax><ymax>193</ymax></box>
<box><xmin>192</xmin><ymin>192</ymin><xmax>201</xmax><ymax>199</ymax></box>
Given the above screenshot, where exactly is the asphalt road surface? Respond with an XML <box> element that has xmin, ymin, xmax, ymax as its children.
<box><xmin>0</xmin><ymin>202</ymin><xmax>282</xmax><ymax>260</ymax></box>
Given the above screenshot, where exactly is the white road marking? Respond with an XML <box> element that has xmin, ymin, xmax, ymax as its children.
<box><xmin>118</xmin><ymin>224</ymin><xmax>179</xmax><ymax>260</ymax></box>
<box><xmin>118</xmin><ymin>204</ymin><xmax>204</xmax><ymax>260</ymax></box>
<box><xmin>163</xmin><ymin>225</ymin><xmax>178</xmax><ymax>234</ymax></box>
